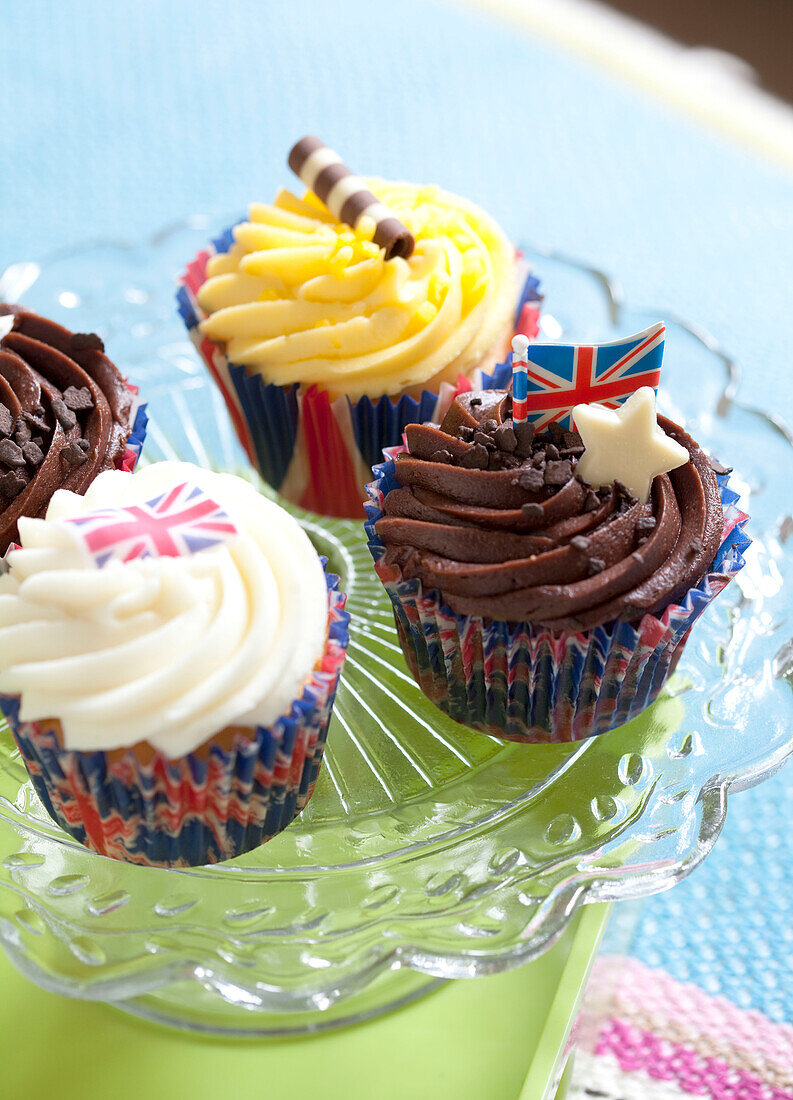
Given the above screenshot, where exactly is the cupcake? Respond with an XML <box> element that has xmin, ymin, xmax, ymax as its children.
<box><xmin>0</xmin><ymin>461</ymin><xmax>349</xmax><ymax>866</ymax></box>
<box><xmin>0</xmin><ymin>305</ymin><xmax>147</xmax><ymax>552</ymax></box>
<box><xmin>177</xmin><ymin>137</ymin><xmax>541</xmax><ymax>518</ymax></box>
<box><xmin>364</xmin><ymin>333</ymin><xmax>749</xmax><ymax>743</ymax></box>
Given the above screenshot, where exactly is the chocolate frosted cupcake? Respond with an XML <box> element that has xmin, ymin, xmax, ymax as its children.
<box><xmin>365</xmin><ymin>371</ymin><xmax>749</xmax><ymax>742</ymax></box>
<box><xmin>0</xmin><ymin>306</ymin><xmax>145</xmax><ymax>552</ymax></box>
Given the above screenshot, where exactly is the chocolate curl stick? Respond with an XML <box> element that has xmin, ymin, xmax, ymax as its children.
<box><xmin>288</xmin><ymin>136</ymin><xmax>415</xmax><ymax>261</ymax></box>
<box><xmin>511</xmin><ymin>334</ymin><xmax>529</xmax><ymax>423</ymax></box>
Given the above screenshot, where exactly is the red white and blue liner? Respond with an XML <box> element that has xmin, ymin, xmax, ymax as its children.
<box><xmin>0</xmin><ymin>562</ymin><xmax>350</xmax><ymax>867</ymax></box>
<box><xmin>364</xmin><ymin>455</ymin><xmax>749</xmax><ymax>744</ymax></box>
<box><xmin>177</xmin><ymin>228</ymin><xmax>542</xmax><ymax>519</ymax></box>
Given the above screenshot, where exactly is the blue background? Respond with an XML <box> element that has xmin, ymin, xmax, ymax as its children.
<box><xmin>3</xmin><ymin>0</ymin><xmax>793</xmax><ymax>1022</ymax></box>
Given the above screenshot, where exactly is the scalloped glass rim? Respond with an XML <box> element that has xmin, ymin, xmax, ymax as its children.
<box><xmin>0</xmin><ymin>226</ymin><xmax>791</xmax><ymax>1034</ymax></box>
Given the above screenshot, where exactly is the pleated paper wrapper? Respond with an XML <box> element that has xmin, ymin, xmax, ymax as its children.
<box><xmin>0</xmin><ymin>566</ymin><xmax>350</xmax><ymax>868</ymax></box>
<box><xmin>364</xmin><ymin>457</ymin><xmax>750</xmax><ymax>744</ymax></box>
<box><xmin>177</xmin><ymin>225</ymin><xmax>541</xmax><ymax>518</ymax></box>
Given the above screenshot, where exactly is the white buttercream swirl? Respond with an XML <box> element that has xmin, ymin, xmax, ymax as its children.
<box><xmin>0</xmin><ymin>462</ymin><xmax>329</xmax><ymax>757</ymax></box>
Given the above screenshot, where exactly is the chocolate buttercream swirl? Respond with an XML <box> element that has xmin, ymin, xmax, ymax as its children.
<box><xmin>0</xmin><ymin>306</ymin><xmax>135</xmax><ymax>553</ymax></box>
<box><xmin>376</xmin><ymin>391</ymin><xmax>724</xmax><ymax>630</ymax></box>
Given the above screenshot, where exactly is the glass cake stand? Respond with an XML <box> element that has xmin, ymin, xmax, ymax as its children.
<box><xmin>0</xmin><ymin>227</ymin><xmax>791</xmax><ymax>1036</ymax></box>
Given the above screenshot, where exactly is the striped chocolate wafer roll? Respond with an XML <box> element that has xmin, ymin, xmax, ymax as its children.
<box><xmin>288</xmin><ymin>136</ymin><xmax>415</xmax><ymax>261</ymax></box>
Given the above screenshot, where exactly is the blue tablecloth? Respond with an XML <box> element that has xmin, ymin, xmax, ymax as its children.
<box><xmin>2</xmin><ymin>0</ymin><xmax>793</xmax><ymax>1028</ymax></box>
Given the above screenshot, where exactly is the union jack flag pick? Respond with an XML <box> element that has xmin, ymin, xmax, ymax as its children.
<box><xmin>61</xmin><ymin>482</ymin><xmax>239</xmax><ymax>568</ymax></box>
<box><xmin>517</xmin><ymin>321</ymin><xmax>665</xmax><ymax>430</ymax></box>
<box><xmin>511</xmin><ymin>334</ymin><xmax>530</xmax><ymax>423</ymax></box>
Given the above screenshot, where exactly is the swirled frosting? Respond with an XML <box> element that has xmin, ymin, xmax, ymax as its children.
<box><xmin>0</xmin><ymin>306</ymin><xmax>134</xmax><ymax>554</ymax></box>
<box><xmin>0</xmin><ymin>462</ymin><xmax>330</xmax><ymax>756</ymax></box>
<box><xmin>197</xmin><ymin>181</ymin><xmax>517</xmax><ymax>400</ymax></box>
<box><xmin>376</xmin><ymin>391</ymin><xmax>724</xmax><ymax>630</ymax></box>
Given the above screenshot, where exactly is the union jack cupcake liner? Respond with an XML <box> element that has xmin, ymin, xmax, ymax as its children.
<box><xmin>364</xmin><ymin>456</ymin><xmax>750</xmax><ymax>744</ymax></box>
<box><xmin>120</xmin><ymin>391</ymin><xmax>149</xmax><ymax>472</ymax></box>
<box><xmin>0</xmin><ymin>565</ymin><xmax>350</xmax><ymax>867</ymax></box>
<box><xmin>177</xmin><ymin>228</ymin><xmax>542</xmax><ymax>519</ymax></box>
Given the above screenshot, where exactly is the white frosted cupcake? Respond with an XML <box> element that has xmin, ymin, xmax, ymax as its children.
<box><xmin>0</xmin><ymin>461</ymin><xmax>349</xmax><ymax>866</ymax></box>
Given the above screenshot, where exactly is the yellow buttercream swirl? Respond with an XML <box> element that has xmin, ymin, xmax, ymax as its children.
<box><xmin>197</xmin><ymin>181</ymin><xmax>516</xmax><ymax>400</ymax></box>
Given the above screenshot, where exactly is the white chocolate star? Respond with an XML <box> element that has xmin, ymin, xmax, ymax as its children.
<box><xmin>573</xmin><ymin>387</ymin><xmax>689</xmax><ymax>503</ymax></box>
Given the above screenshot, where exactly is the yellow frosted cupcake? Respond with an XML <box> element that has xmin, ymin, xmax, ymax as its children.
<box><xmin>178</xmin><ymin>139</ymin><xmax>540</xmax><ymax>517</ymax></box>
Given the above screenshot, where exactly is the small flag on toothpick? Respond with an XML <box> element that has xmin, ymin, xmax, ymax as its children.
<box><xmin>512</xmin><ymin>334</ymin><xmax>529</xmax><ymax>423</ymax></box>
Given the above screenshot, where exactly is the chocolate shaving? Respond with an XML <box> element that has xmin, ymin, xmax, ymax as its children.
<box><xmin>62</xmin><ymin>440</ymin><xmax>89</xmax><ymax>465</ymax></box>
<box><xmin>545</xmin><ymin>443</ymin><xmax>560</xmax><ymax>461</ymax></box>
<box><xmin>50</xmin><ymin>397</ymin><xmax>77</xmax><ymax>431</ymax></box>
<box><xmin>516</xmin><ymin>467</ymin><xmax>544</xmax><ymax>493</ymax></box>
<box><xmin>23</xmin><ymin>411</ymin><xmax>50</xmax><ymax>434</ymax></box>
<box><xmin>431</xmin><ymin>449</ymin><xmax>453</xmax><ymax>465</ymax></box>
<box><xmin>636</xmin><ymin>515</ymin><xmax>656</xmax><ymax>534</ymax></box>
<box><xmin>0</xmin><ymin>405</ymin><xmax>13</xmax><ymax>437</ymax></box>
<box><xmin>493</xmin><ymin>424</ymin><xmax>517</xmax><ymax>453</ymax></box>
<box><xmin>588</xmin><ymin>557</ymin><xmax>606</xmax><ymax>575</ymax></box>
<box><xmin>63</xmin><ymin>385</ymin><xmax>94</xmax><ymax>411</ymax></box>
<box><xmin>22</xmin><ymin>441</ymin><xmax>44</xmax><ymax>466</ymax></box>
<box><xmin>70</xmin><ymin>332</ymin><xmax>105</xmax><ymax>353</ymax></box>
<box><xmin>708</xmin><ymin>457</ymin><xmax>732</xmax><ymax>476</ymax></box>
<box><xmin>570</xmin><ymin>536</ymin><xmax>591</xmax><ymax>553</ymax></box>
<box><xmin>0</xmin><ymin>438</ymin><xmax>26</xmax><ymax>468</ymax></box>
<box><xmin>13</xmin><ymin>419</ymin><xmax>31</xmax><ymax>446</ymax></box>
<box><xmin>521</xmin><ymin>502</ymin><xmax>544</xmax><ymax>520</ymax></box>
<box><xmin>459</xmin><ymin>444</ymin><xmax>489</xmax><ymax>470</ymax></box>
<box><xmin>0</xmin><ymin>470</ymin><xmax>26</xmax><ymax>498</ymax></box>
<box><xmin>583</xmin><ymin>489</ymin><xmax>599</xmax><ymax>512</ymax></box>
<box><xmin>514</xmin><ymin>422</ymin><xmax>534</xmax><ymax>457</ymax></box>
<box><xmin>544</xmin><ymin>460</ymin><xmax>573</xmax><ymax>487</ymax></box>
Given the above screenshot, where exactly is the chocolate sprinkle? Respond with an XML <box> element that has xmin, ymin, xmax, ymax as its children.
<box><xmin>431</xmin><ymin>449</ymin><xmax>453</xmax><ymax>465</ymax></box>
<box><xmin>51</xmin><ymin>397</ymin><xmax>77</xmax><ymax>431</ymax></box>
<box><xmin>545</xmin><ymin>443</ymin><xmax>560</xmax><ymax>461</ymax></box>
<box><xmin>516</xmin><ymin>467</ymin><xmax>545</xmax><ymax>493</ymax></box>
<box><xmin>23</xmin><ymin>411</ymin><xmax>50</xmax><ymax>434</ymax></box>
<box><xmin>0</xmin><ymin>438</ymin><xmax>26</xmax><ymax>468</ymax></box>
<box><xmin>583</xmin><ymin>489</ymin><xmax>600</xmax><ymax>512</ymax></box>
<box><xmin>62</xmin><ymin>441</ymin><xmax>89</xmax><ymax>465</ymax></box>
<box><xmin>708</xmin><ymin>457</ymin><xmax>733</xmax><ymax>476</ymax></box>
<box><xmin>514</xmin><ymin>421</ymin><xmax>535</xmax><ymax>457</ymax></box>
<box><xmin>570</xmin><ymin>536</ymin><xmax>591</xmax><ymax>553</ymax></box>
<box><xmin>63</xmin><ymin>385</ymin><xmax>94</xmax><ymax>411</ymax></box>
<box><xmin>521</xmin><ymin>502</ymin><xmax>544</xmax><ymax>520</ymax></box>
<box><xmin>544</xmin><ymin>459</ymin><xmax>573</xmax><ymax>487</ymax></box>
<box><xmin>636</xmin><ymin>515</ymin><xmax>657</xmax><ymax>534</ymax></box>
<box><xmin>493</xmin><ymin>424</ymin><xmax>517</xmax><ymax>453</ymax></box>
<box><xmin>459</xmin><ymin>444</ymin><xmax>489</xmax><ymax>470</ymax></box>
<box><xmin>0</xmin><ymin>471</ymin><xmax>26</xmax><ymax>498</ymax></box>
<box><xmin>0</xmin><ymin>405</ymin><xmax>13</xmax><ymax>437</ymax></box>
<box><xmin>22</xmin><ymin>441</ymin><xmax>44</xmax><ymax>466</ymax></box>
<box><xmin>70</xmin><ymin>332</ymin><xmax>105</xmax><ymax>353</ymax></box>
<box><xmin>588</xmin><ymin>557</ymin><xmax>606</xmax><ymax>575</ymax></box>
<box><xmin>13</xmin><ymin>419</ymin><xmax>31</xmax><ymax>446</ymax></box>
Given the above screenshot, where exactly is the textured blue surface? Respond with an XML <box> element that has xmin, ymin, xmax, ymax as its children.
<box><xmin>3</xmin><ymin>0</ymin><xmax>793</xmax><ymax>1022</ymax></box>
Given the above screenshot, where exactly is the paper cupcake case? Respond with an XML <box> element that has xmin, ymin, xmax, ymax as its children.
<box><xmin>120</xmin><ymin>390</ymin><xmax>148</xmax><ymax>472</ymax></box>
<box><xmin>177</xmin><ymin>228</ymin><xmax>542</xmax><ymax>518</ymax></box>
<box><xmin>0</xmin><ymin>567</ymin><xmax>350</xmax><ymax>868</ymax></box>
<box><xmin>365</xmin><ymin>456</ymin><xmax>750</xmax><ymax>744</ymax></box>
